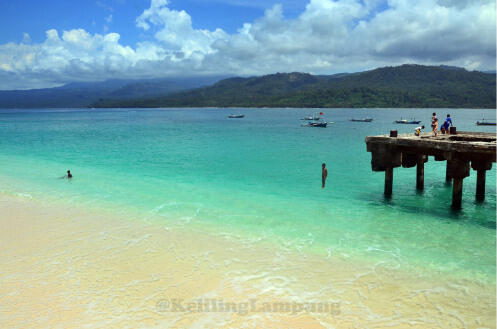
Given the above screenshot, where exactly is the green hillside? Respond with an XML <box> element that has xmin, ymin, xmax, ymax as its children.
<box><xmin>92</xmin><ymin>65</ymin><xmax>496</xmax><ymax>109</ymax></box>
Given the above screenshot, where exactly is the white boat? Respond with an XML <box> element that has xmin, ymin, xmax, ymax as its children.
<box><xmin>302</xmin><ymin>122</ymin><xmax>327</xmax><ymax>127</ymax></box>
<box><xmin>301</xmin><ymin>112</ymin><xmax>324</xmax><ymax>121</ymax></box>
<box><xmin>394</xmin><ymin>118</ymin><xmax>421</xmax><ymax>124</ymax></box>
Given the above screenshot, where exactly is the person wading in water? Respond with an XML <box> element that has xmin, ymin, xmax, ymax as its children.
<box><xmin>322</xmin><ymin>163</ymin><xmax>328</xmax><ymax>188</ymax></box>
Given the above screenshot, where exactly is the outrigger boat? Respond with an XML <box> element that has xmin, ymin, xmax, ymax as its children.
<box><xmin>227</xmin><ymin>114</ymin><xmax>245</xmax><ymax>118</ymax></box>
<box><xmin>301</xmin><ymin>112</ymin><xmax>324</xmax><ymax>121</ymax></box>
<box><xmin>476</xmin><ymin>119</ymin><xmax>496</xmax><ymax>126</ymax></box>
<box><xmin>394</xmin><ymin>118</ymin><xmax>421</xmax><ymax>124</ymax></box>
<box><xmin>302</xmin><ymin>121</ymin><xmax>333</xmax><ymax>128</ymax></box>
<box><xmin>350</xmin><ymin>118</ymin><xmax>373</xmax><ymax>122</ymax></box>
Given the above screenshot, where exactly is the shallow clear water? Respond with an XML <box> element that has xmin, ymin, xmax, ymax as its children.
<box><xmin>0</xmin><ymin>108</ymin><xmax>495</xmax><ymax>280</ymax></box>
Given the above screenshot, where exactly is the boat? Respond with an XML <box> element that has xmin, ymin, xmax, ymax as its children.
<box><xmin>227</xmin><ymin>114</ymin><xmax>245</xmax><ymax>118</ymax></box>
<box><xmin>301</xmin><ymin>112</ymin><xmax>323</xmax><ymax>121</ymax></box>
<box><xmin>394</xmin><ymin>118</ymin><xmax>421</xmax><ymax>124</ymax></box>
<box><xmin>476</xmin><ymin>119</ymin><xmax>496</xmax><ymax>126</ymax></box>
<box><xmin>302</xmin><ymin>122</ymin><xmax>333</xmax><ymax>128</ymax></box>
<box><xmin>303</xmin><ymin>122</ymin><xmax>327</xmax><ymax>127</ymax></box>
<box><xmin>301</xmin><ymin>116</ymin><xmax>321</xmax><ymax>121</ymax></box>
<box><xmin>350</xmin><ymin>118</ymin><xmax>373</xmax><ymax>122</ymax></box>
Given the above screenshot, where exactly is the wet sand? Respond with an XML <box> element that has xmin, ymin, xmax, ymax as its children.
<box><xmin>0</xmin><ymin>194</ymin><xmax>495</xmax><ymax>328</ymax></box>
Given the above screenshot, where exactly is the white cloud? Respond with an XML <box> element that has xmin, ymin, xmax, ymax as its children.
<box><xmin>0</xmin><ymin>0</ymin><xmax>494</xmax><ymax>89</ymax></box>
<box><xmin>22</xmin><ymin>33</ymin><xmax>31</xmax><ymax>44</ymax></box>
<box><xmin>135</xmin><ymin>0</ymin><xmax>228</xmax><ymax>57</ymax></box>
<box><xmin>208</xmin><ymin>0</ymin><xmax>495</xmax><ymax>74</ymax></box>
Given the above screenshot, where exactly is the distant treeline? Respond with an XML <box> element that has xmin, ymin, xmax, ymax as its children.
<box><xmin>92</xmin><ymin>65</ymin><xmax>496</xmax><ymax>109</ymax></box>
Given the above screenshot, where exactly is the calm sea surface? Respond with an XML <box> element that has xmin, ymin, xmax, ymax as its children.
<box><xmin>0</xmin><ymin>108</ymin><xmax>495</xmax><ymax>280</ymax></box>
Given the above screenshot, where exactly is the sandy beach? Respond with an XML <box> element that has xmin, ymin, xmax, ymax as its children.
<box><xmin>1</xmin><ymin>193</ymin><xmax>495</xmax><ymax>328</ymax></box>
<box><xmin>1</xmin><ymin>0</ymin><xmax>496</xmax><ymax>324</ymax></box>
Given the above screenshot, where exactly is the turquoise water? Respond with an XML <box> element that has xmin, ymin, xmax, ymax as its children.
<box><xmin>0</xmin><ymin>108</ymin><xmax>495</xmax><ymax>280</ymax></box>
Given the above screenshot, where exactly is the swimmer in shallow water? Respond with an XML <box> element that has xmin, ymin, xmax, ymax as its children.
<box><xmin>59</xmin><ymin>170</ymin><xmax>72</xmax><ymax>179</ymax></box>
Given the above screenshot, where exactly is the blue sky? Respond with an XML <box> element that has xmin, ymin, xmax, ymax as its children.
<box><xmin>0</xmin><ymin>0</ymin><xmax>495</xmax><ymax>89</ymax></box>
<box><xmin>0</xmin><ymin>0</ymin><xmax>308</xmax><ymax>45</ymax></box>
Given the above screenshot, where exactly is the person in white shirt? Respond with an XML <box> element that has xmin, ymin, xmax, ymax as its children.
<box><xmin>414</xmin><ymin>125</ymin><xmax>425</xmax><ymax>136</ymax></box>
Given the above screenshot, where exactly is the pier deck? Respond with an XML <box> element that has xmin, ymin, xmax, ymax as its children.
<box><xmin>365</xmin><ymin>131</ymin><xmax>496</xmax><ymax>208</ymax></box>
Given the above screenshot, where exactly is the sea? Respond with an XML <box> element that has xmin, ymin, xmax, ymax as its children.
<box><xmin>0</xmin><ymin>107</ymin><xmax>495</xmax><ymax>328</ymax></box>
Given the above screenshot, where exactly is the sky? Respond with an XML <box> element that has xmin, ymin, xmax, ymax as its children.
<box><xmin>0</xmin><ymin>0</ymin><xmax>495</xmax><ymax>90</ymax></box>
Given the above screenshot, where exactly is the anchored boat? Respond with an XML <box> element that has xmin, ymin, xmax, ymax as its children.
<box><xmin>476</xmin><ymin>119</ymin><xmax>496</xmax><ymax>126</ymax></box>
<box><xmin>302</xmin><ymin>121</ymin><xmax>334</xmax><ymax>128</ymax></box>
<box><xmin>394</xmin><ymin>118</ymin><xmax>421</xmax><ymax>124</ymax></box>
<box><xmin>301</xmin><ymin>112</ymin><xmax>324</xmax><ymax>121</ymax></box>
<box><xmin>350</xmin><ymin>118</ymin><xmax>373</xmax><ymax>122</ymax></box>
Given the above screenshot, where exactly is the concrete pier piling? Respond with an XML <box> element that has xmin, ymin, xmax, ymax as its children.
<box><xmin>416</xmin><ymin>156</ymin><xmax>427</xmax><ymax>190</ymax></box>
<box><xmin>366</xmin><ymin>131</ymin><xmax>496</xmax><ymax>209</ymax></box>
<box><xmin>445</xmin><ymin>164</ymin><xmax>452</xmax><ymax>183</ymax></box>
<box><xmin>447</xmin><ymin>159</ymin><xmax>470</xmax><ymax>208</ymax></box>
<box><xmin>452</xmin><ymin>178</ymin><xmax>464</xmax><ymax>208</ymax></box>
<box><xmin>471</xmin><ymin>160</ymin><xmax>493</xmax><ymax>201</ymax></box>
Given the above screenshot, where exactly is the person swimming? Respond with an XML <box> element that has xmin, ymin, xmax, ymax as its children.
<box><xmin>59</xmin><ymin>170</ymin><xmax>72</xmax><ymax>179</ymax></box>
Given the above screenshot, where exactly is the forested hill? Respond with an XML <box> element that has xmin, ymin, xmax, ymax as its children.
<box><xmin>92</xmin><ymin>65</ymin><xmax>496</xmax><ymax>109</ymax></box>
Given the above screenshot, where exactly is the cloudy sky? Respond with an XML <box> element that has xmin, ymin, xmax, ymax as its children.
<box><xmin>0</xmin><ymin>0</ymin><xmax>495</xmax><ymax>90</ymax></box>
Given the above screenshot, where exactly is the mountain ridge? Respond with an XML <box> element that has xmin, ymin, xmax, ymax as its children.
<box><xmin>0</xmin><ymin>65</ymin><xmax>494</xmax><ymax>109</ymax></box>
<box><xmin>0</xmin><ymin>76</ymin><xmax>226</xmax><ymax>108</ymax></box>
<box><xmin>92</xmin><ymin>64</ymin><xmax>496</xmax><ymax>109</ymax></box>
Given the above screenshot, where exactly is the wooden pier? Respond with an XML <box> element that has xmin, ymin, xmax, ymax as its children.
<box><xmin>366</xmin><ymin>131</ymin><xmax>496</xmax><ymax>208</ymax></box>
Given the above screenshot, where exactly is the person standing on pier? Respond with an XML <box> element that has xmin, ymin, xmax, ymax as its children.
<box><xmin>431</xmin><ymin>112</ymin><xmax>438</xmax><ymax>136</ymax></box>
<box><xmin>442</xmin><ymin>114</ymin><xmax>453</xmax><ymax>134</ymax></box>
<box><xmin>322</xmin><ymin>163</ymin><xmax>328</xmax><ymax>188</ymax></box>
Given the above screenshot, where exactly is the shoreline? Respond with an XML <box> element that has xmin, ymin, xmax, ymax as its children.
<box><xmin>1</xmin><ymin>171</ymin><xmax>495</xmax><ymax>285</ymax></box>
<box><xmin>1</xmin><ymin>192</ymin><xmax>495</xmax><ymax>328</ymax></box>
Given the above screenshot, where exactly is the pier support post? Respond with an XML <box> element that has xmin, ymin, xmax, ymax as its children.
<box><xmin>476</xmin><ymin>171</ymin><xmax>486</xmax><ymax>201</ymax></box>
<box><xmin>471</xmin><ymin>161</ymin><xmax>493</xmax><ymax>201</ymax></box>
<box><xmin>452</xmin><ymin>178</ymin><xmax>464</xmax><ymax>209</ymax></box>
<box><xmin>445</xmin><ymin>165</ymin><xmax>452</xmax><ymax>183</ymax></box>
<box><xmin>447</xmin><ymin>159</ymin><xmax>470</xmax><ymax>209</ymax></box>
<box><xmin>367</xmin><ymin>143</ymin><xmax>401</xmax><ymax>196</ymax></box>
<box><xmin>416</xmin><ymin>156</ymin><xmax>427</xmax><ymax>190</ymax></box>
<box><xmin>385</xmin><ymin>167</ymin><xmax>393</xmax><ymax>196</ymax></box>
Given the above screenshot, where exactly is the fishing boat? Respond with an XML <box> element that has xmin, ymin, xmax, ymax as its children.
<box><xmin>301</xmin><ymin>112</ymin><xmax>324</xmax><ymax>121</ymax></box>
<box><xmin>350</xmin><ymin>118</ymin><xmax>373</xmax><ymax>122</ymax></box>
<box><xmin>302</xmin><ymin>121</ymin><xmax>333</xmax><ymax>128</ymax></box>
<box><xmin>394</xmin><ymin>118</ymin><xmax>421</xmax><ymax>124</ymax></box>
<box><xmin>476</xmin><ymin>119</ymin><xmax>496</xmax><ymax>126</ymax></box>
<box><xmin>227</xmin><ymin>114</ymin><xmax>245</xmax><ymax>118</ymax></box>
